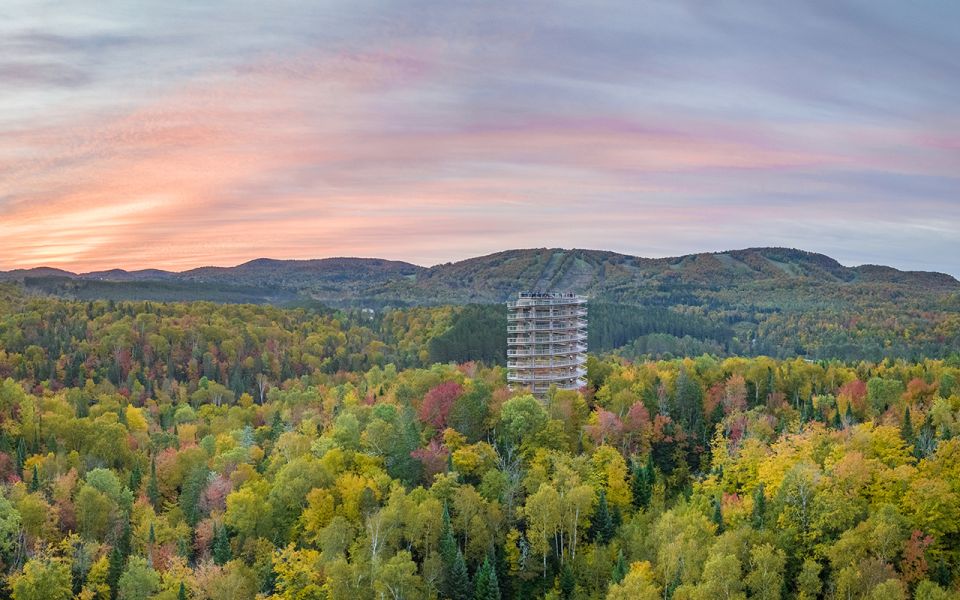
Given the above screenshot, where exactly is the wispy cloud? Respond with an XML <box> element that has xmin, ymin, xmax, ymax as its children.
<box><xmin>1</xmin><ymin>0</ymin><xmax>958</xmax><ymax>275</ymax></box>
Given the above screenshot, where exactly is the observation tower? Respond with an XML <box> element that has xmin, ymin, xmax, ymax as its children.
<box><xmin>506</xmin><ymin>292</ymin><xmax>587</xmax><ymax>397</ymax></box>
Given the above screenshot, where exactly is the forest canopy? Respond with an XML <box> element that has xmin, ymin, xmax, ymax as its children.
<box><xmin>0</xmin><ymin>284</ymin><xmax>957</xmax><ymax>599</ymax></box>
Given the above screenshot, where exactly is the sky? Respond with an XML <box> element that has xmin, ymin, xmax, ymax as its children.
<box><xmin>1</xmin><ymin>1</ymin><xmax>959</xmax><ymax>276</ymax></box>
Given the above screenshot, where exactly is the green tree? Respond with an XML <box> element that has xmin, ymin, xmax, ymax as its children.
<box><xmin>9</xmin><ymin>555</ymin><xmax>73</xmax><ymax>600</ymax></box>
<box><xmin>745</xmin><ymin>543</ymin><xmax>784</xmax><ymax>600</ymax></box>
<box><xmin>473</xmin><ymin>555</ymin><xmax>500</xmax><ymax>600</ymax></box>
<box><xmin>611</xmin><ymin>550</ymin><xmax>627</xmax><ymax>584</ymax></box>
<box><xmin>590</xmin><ymin>490</ymin><xmax>615</xmax><ymax>544</ymax></box>
<box><xmin>117</xmin><ymin>557</ymin><xmax>159</xmax><ymax>600</ymax></box>
<box><xmin>449</xmin><ymin>549</ymin><xmax>471</xmax><ymax>600</ymax></box>
<box><xmin>179</xmin><ymin>464</ymin><xmax>208</xmax><ymax>527</ymax></box>
<box><xmin>212</xmin><ymin>523</ymin><xmax>231</xmax><ymax>566</ymax></box>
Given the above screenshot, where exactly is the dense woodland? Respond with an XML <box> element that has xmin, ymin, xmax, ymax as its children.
<box><xmin>0</xmin><ymin>284</ymin><xmax>958</xmax><ymax>599</ymax></box>
<box><xmin>8</xmin><ymin>247</ymin><xmax>960</xmax><ymax>363</ymax></box>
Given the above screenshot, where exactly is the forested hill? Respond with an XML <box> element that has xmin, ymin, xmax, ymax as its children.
<box><xmin>1</xmin><ymin>247</ymin><xmax>957</xmax><ymax>303</ymax></box>
<box><xmin>3</xmin><ymin>247</ymin><xmax>958</xmax><ymax>361</ymax></box>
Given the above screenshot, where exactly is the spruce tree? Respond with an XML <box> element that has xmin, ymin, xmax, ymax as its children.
<box><xmin>844</xmin><ymin>403</ymin><xmax>855</xmax><ymax>426</ymax></box>
<box><xmin>180</xmin><ymin>464</ymin><xmax>208</xmax><ymax>527</ymax></box>
<box><xmin>178</xmin><ymin>582</ymin><xmax>188</xmax><ymax>600</ymax></box>
<box><xmin>449</xmin><ymin>549</ymin><xmax>472</xmax><ymax>600</ymax></box>
<box><xmin>29</xmin><ymin>464</ymin><xmax>40</xmax><ymax>493</ymax></box>
<box><xmin>439</xmin><ymin>504</ymin><xmax>460</xmax><ymax>598</ymax></box>
<box><xmin>832</xmin><ymin>410</ymin><xmax>842</xmax><ymax>430</ymax></box>
<box><xmin>15</xmin><ymin>437</ymin><xmax>26</xmax><ymax>475</ymax></box>
<box><xmin>631</xmin><ymin>460</ymin><xmax>652</xmax><ymax>509</ymax></box>
<box><xmin>559</xmin><ymin>564</ymin><xmax>575</xmax><ymax>599</ymax></box>
<box><xmin>590</xmin><ymin>490</ymin><xmax>614</xmax><ymax>544</ymax></box>
<box><xmin>212</xmin><ymin>523</ymin><xmax>231</xmax><ymax>565</ymax></box>
<box><xmin>129</xmin><ymin>462</ymin><xmax>142</xmax><ymax>493</ymax></box>
<box><xmin>712</xmin><ymin>498</ymin><xmax>724</xmax><ymax>533</ymax></box>
<box><xmin>902</xmin><ymin>406</ymin><xmax>915</xmax><ymax>445</ymax></box>
<box><xmin>474</xmin><ymin>555</ymin><xmax>501</xmax><ymax>600</ymax></box>
<box><xmin>611</xmin><ymin>549</ymin><xmax>628</xmax><ymax>584</ymax></box>
<box><xmin>107</xmin><ymin>546</ymin><xmax>124</xmax><ymax>600</ymax></box>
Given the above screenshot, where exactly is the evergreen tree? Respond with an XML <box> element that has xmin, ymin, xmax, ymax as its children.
<box><xmin>178</xmin><ymin>582</ymin><xmax>188</xmax><ymax>600</ymax></box>
<box><xmin>449</xmin><ymin>549</ymin><xmax>472</xmax><ymax>600</ymax></box>
<box><xmin>29</xmin><ymin>464</ymin><xmax>40</xmax><ymax>493</ymax></box>
<box><xmin>212</xmin><ymin>523</ymin><xmax>231</xmax><ymax>566</ymax></box>
<box><xmin>590</xmin><ymin>490</ymin><xmax>615</xmax><ymax>544</ymax></box>
<box><xmin>559</xmin><ymin>563</ymin><xmax>575</xmax><ymax>599</ymax></box>
<box><xmin>177</xmin><ymin>536</ymin><xmax>191</xmax><ymax>561</ymax></box>
<box><xmin>474</xmin><ymin>555</ymin><xmax>501</xmax><ymax>600</ymax></box>
<box><xmin>933</xmin><ymin>558</ymin><xmax>950</xmax><ymax>587</ymax></box>
<box><xmin>107</xmin><ymin>546</ymin><xmax>124</xmax><ymax>600</ymax></box>
<box><xmin>129</xmin><ymin>462</ymin><xmax>142</xmax><ymax>493</ymax></box>
<box><xmin>271</xmin><ymin>410</ymin><xmax>284</xmax><ymax>440</ymax></box>
<box><xmin>844</xmin><ymin>403</ymin><xmax>855</xmax><ymax>426</ymax></box>
<box><xmin>712</xmin><ymin>498</ymin><xmax>724</xmax><ymax>533</ymax></box>
<box><xmin>832</xmin><ymin>409</ymin><xmax>842</xmax><ymax>430</ymax></box>
<box><xmin>15</xmin><ymin>437</ymin><xmax>26</xmax><ymax>475</ymax></box>
<box><xmin>611</xmin><ymin>549</ymin><xmax>628</xmax><ymax>584</ymax></box>
<box><xmin>902</xmin><ymin>406</ymin><xmax>915</xmax><ymax>445</ymax></box>
<box><xmin>631</xmin><ymin>458</ymin><xmax>653</xmax><ymax>509</ymax></box>
<box><xmin>148</xmin><ymin>523</ymin><xmax>156</xmax><ymax>545</ymax></box>
<box><xmin>439</xmin><ymin>504</ymin><xmax>460</xmax><ymax>598</ymax></box>
<box><xmin>180</xmin><ymin>464</ymin><xmax>208</xmax><ymax>527</ymax></box>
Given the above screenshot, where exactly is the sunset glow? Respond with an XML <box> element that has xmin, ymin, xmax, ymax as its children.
<box><xmin>2</xmin><ymin>1</ymin><xmax>959</xmax><ymax>274</ymax></box>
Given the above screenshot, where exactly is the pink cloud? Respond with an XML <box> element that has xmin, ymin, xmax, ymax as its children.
<box><xmin>0</xmin><ymin>44</ymin><xmax>955</xmax><ymax>272</ymax></box>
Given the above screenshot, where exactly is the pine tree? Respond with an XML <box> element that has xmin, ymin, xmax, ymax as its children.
<box><xmin>212</xmin><ymin>523</ymin><xmax>231</xmax><ymax>566</ymax></box>
<box><xmin>148</xmin><ymin>522</ymin><xmax>156</xmax><ymax>545</ymax></box>
<box><xmin>129</xmin><ymin>462</ymin><xmax>142</xmax><ymax>493</ymax></box>
<box><xmin>107</xmin><ymin>546</ymin><xmax>124</xmax><ymax>600</ymax></box>
<box><xmin>631</xmin><ymin>459</ymin><xmax>652</xmax><ymax>509</ymax></box>
<box><xmin>559</xmin><ymin>563</ymin><xmax>575</xmax><ymax>599</ymax></box>
<box><xmin>178</xmin><ymin>582</ymin><xmax>188</xmax><ymax>600</ymax></box>
<box><xmin>117</xmin><ymin>520</ymin><xmax>132</xmax><ymax>558</ymax></box>
<box><xmin>271</xmin><ymin>410</ymin><xmax>284</xmax><ymax>440</ymax></box>
<box><xmin>449</xmin><ymin>549</ymin><xmax>472</xmax><ymax>600</ymax></box>
<box><xmin>844</xmin><ymin>403</ymin><xmax>855</xmax><ymax>426</ymax></box>
<box><xmin>712</xmin><ymin>498</ymin><xmax>724</xmax><ymax>533</ymax></box>
<box><xmin>474</xmin><ymin>555</ymin><xmax>501</xmax><ymax>600</ymax></box>
<box><xmin>29</xmin><ymin>464</ymin><xmax>40</xmax><ymax>493</ymax></box>
<box><xmin>439</xmin><ymin>504</ymin><xmax>460</xmax><ymax>598</ymax></box>
<box><xmin>15</xmin><ymin>437</ymin><xmax>26</xmax><ymax>474</ymax></box>
<box><xmin>611</xmin><ymin>549</ymin><xmax>628</xmax><ymax>584</ymax></box>
<box><xmin>180</xmin><ymin>464</ymin><xmax>208</xmax><ymax>527</ymax></box>
<box><xmin>902</xmin><ymin>406</ymin><xmax>915</xmax><ymax>445</ymax></box>
<box><xmin>832</xmin><ymin>409</ymin><xmax>842</xmax><ymax>430</ymax></box>
<box><xmin>590</xmin><ymin>490</ymin><xmax>615</xmax><ymax>544</ymax></box>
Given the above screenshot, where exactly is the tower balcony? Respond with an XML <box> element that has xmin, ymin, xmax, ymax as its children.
<box><xmin>506</xmin><ymin>343</ymin><xmax>587</xmax><ymax>357</ymax></box>
<box><xmin>507</xmin><ymin>356</ymin><xmax>586</xmax><ymax>370</ymax></box>
<box><xmin>507</xmin><ymin>332</ymin><xmax>587</xmax><ymax>345</ymax></box>
<box><xmin>507</xmin><ymin>321</ymin><xmax>587</xmax><ymax>333</ymax></box>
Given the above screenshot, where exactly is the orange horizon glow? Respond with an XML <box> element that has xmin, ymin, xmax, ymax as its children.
<box><xmin>2</xmin><ymin>2</ymin><xmax>958</xmax><ymax>276</ymax></box>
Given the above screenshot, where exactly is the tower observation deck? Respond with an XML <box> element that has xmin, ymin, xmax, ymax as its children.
<box><xmin>506</xmin><ymin>292</ymin><xmax>587</xmax><ymax>397</ymax></box>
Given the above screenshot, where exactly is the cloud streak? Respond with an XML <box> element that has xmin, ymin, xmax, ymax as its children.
<box><xmin>1</xmin><ymin>0</ymin><xmax>958</xmax><ymax>275</ymax></box>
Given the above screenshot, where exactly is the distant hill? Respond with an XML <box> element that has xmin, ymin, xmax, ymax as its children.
<box><xmin>2</xmin><ymin>247</ymin><xmax>957</xmax><ymax>360</ymax></box>
<box><xmin>2</xmin><ymin>247</ymin><xmax>956</xmax><ymax>304</ymax></box>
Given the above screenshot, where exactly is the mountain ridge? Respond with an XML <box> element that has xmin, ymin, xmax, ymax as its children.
<box><xmin>2</xmin><ymin>247</ymin><xmax>956</xmax><ymax>293</ymax></box>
